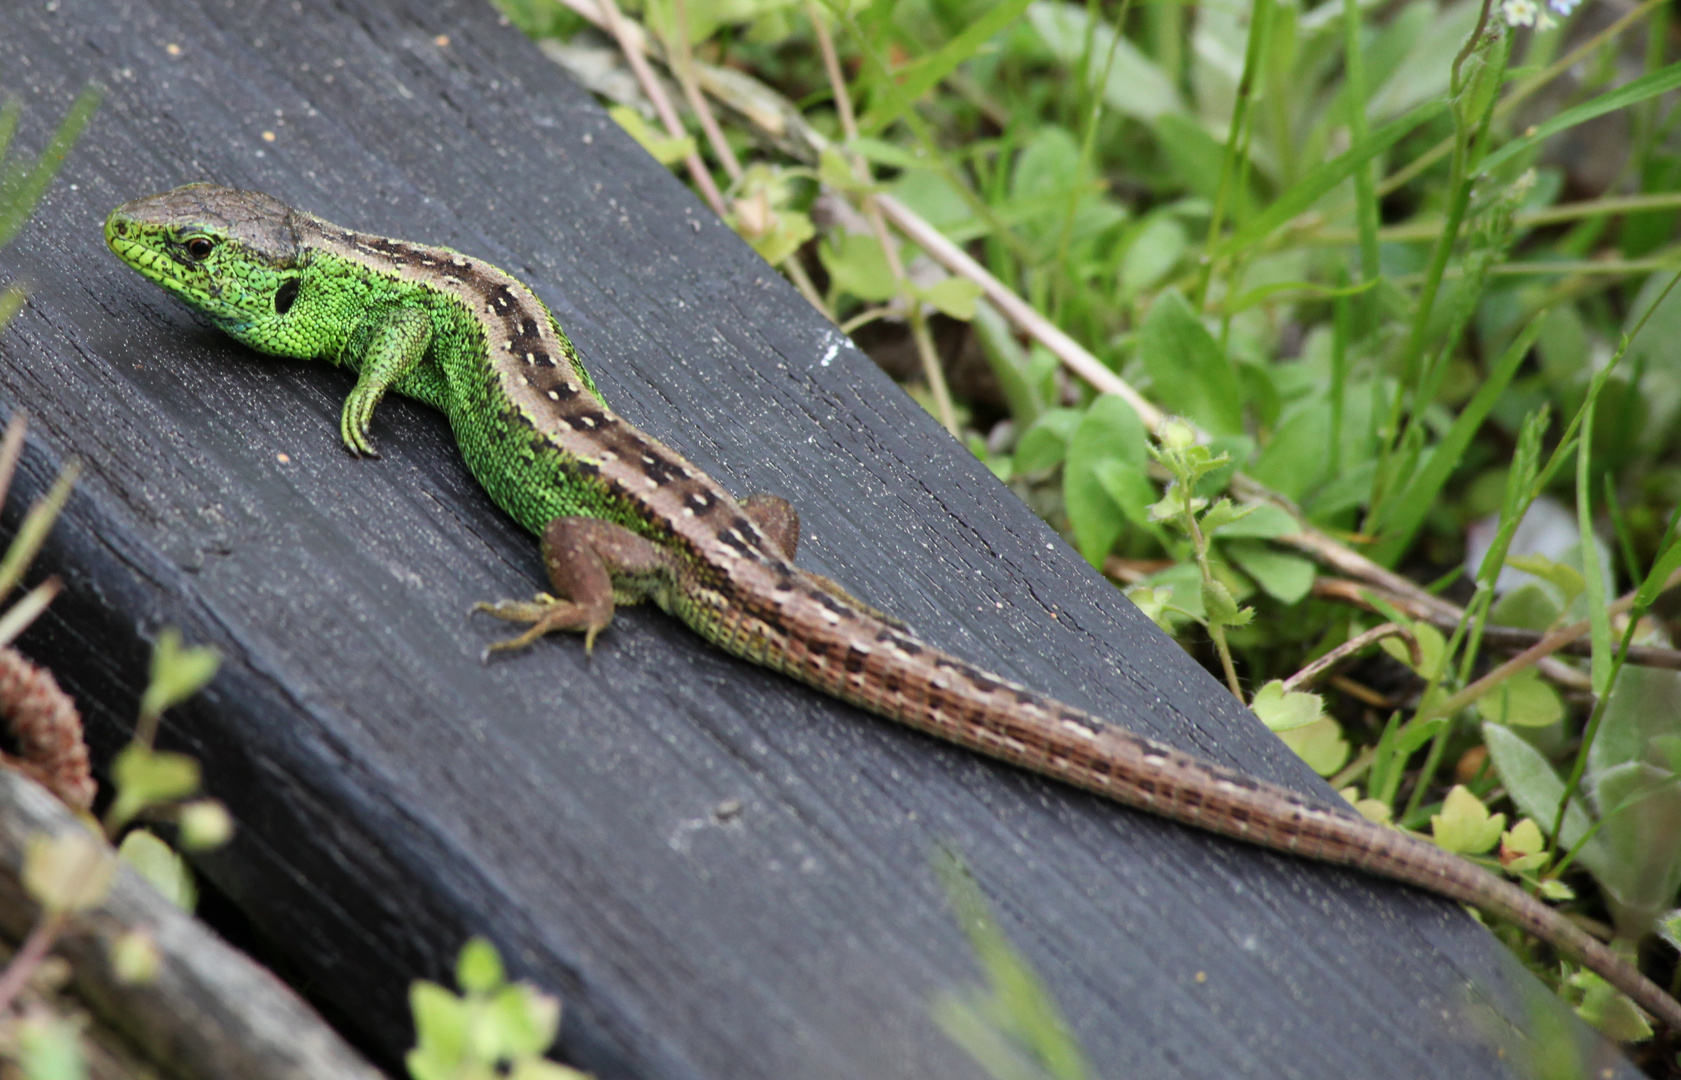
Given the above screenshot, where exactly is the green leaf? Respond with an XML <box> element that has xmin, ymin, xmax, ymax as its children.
<box><xmin>1092</xmin><ymin>460</ymin><xmax>1160</xmax><ymax>536</ymax></box>
<box><xmin>818</xmin><ymin>146</ymin><xmax>871</xmax><ymax>195</ymax></box>
<box><xmin>1063</xmin><ymin>395</ymin><xmax>1147</xmax><ymax>565</ymax></box>
<box><xmin>1225</xmin><ymin>541</ymin><xmax>1316</xmax><ymax>603</ymax></box>
<box><xmin>1489</xmin><ymin>582</ymin><xmax>1561</xmax><ymax>633</ymax></box>
<box><xmin>1119</xmin><ymin>215</ymin><xmax>1188</xmax><ymax>296</ymax></box>
<box><xmin>1430</xmin><ymin>785</ymin><xmax>1505</xmax><ymax>855</ymax></box>
<box><xmin>486</xmin><ymin>983</ymin><xmax>562</xmax><ymax>1058</ymax></box>
<box><xmin>141</xmin><ymin>627</ymin><xmax>221</xmax><ymax>721</ymax></box>
<box><xmin>858</xmin><ymin>0</ymin><xmax>1035</xmax><ymax>135</ymax></box>
<box><xmin>1658</xmin><ymin>908</ymin><xmax>1681</xmax><ymax>953</ymax></box>
<box><xmin>118</xmin><ymin>828</ymin><xmax>196</xmax><ymax>911</ymax></box>
<box><xmin>1474</xmin><ymin>668</ymin><xmax>1564</xmax><ymax>729</ymax></box>
<box><xmin>1478</xmin><ymin>60</ymin><xmax>1681</xmax><ymax>178</ymax></box>
<box><xmin>1251</xmin><ymin>679</ymin><xmax>1324</xmax><ymax>733</ymax></box>
<box><xmin>1379</xmin><ymin>621</ymin><xmax>1445</xmax><ymax>680</ymax></box>
<box><xmin>1151</xmin><ymin>114</ymin><xmax>1242</xmax><ymax>212</ymax></box>
<box><xmin>1586</xmin><ymin>759</ymin><xmax>1681</xmax><ymax>932</ymax></box>
<box><xmin>1208</xmin><ymin>502</ymin><xmax>1298</xmax><ymax>540</ymax></box>
<box><xmin>1371</xmin><ymin>318</ymin><xmax>1538</xmax><ymax>564</ymax></box>
<box><xmin>1482</xmin><ymin>722</ymin><xmax>1596</xmax><ymax>854</ymax></box>
<box><xmin>458</xmin><ymin>936</ymin><xmax>505</xmax><ymax>995</ymax></box>
<box><xmin>1567</xmin><ymin>971</ymin><xmax>1655</xmax><ymax>1042</ymax></box>
<box><xmin>1217</xmin><ymin>100</ymin><xmax>1447</xmax><ymax>257</ymax></box>
<box><xmin>1026</xmin><ymin>1</ymin><xmax>1183</xmax><ymax>121</ymax></box>
<box><xmin>1014</xmin><ymin>408</ymin><xmax>1082</xmax><ymax>473</ymax></box>
<box><xmin>1197</xmin><ymin>499</ymin><xmax>1255</xmax><ymax>534</ymax></box>
<box><xmin>109</xmin><ymin>927</ymin><xmax>161</xmax><ymax>985</ymax></box>
<box><xmin>1201</xmin><ymin>577</ymin><xmax>1242</xmax><ymax>626</ymax></box>
<box><xmin>24</xmin><ymin>831</ymin><xmax>113</xmax><ymax>914</ymax></box>
<box><xmin>1578</xmin><ymin>371</ymin><xmax>1612</xmax><ymax>697</ymax></box>
<box><xmin>1502</xmin><ymin>817</ymin><xmax>1546</xmax><ymax>858</ymax></box>
<box><xmin>110</xmin><ymin>744</ymin><xmax>201</xmax><ymax>827</ymax></box>
<box><xmin>410</xmin><ymin>980</ymin><xmax>469</xmax><ymax>1067</ymax></box>
<box><xmin>17</xmin><ymin>1013</ymin><xmax>86</xmax><ymax>1080</ymax></box>
<box><xmin>818</xmin><ymin>232</ymin><xmax>896</xmax><ymax>302</ymax></box>
<box><xmin>1277</xmin><ymin>718</ymin><xmax>1349</xmax><ymax>776</ymax></box>
<box><xmin>1506</xmin><ymin>554</ymin><xmax>1586</xmax><ymax>610</ymax></box>
<box><xmin>918</xmin><ymin>277</ymin><xmax>984</xmax><ymax>321</ymax></box>
<box><xmin>1138</xmin><ymin>292</ymin><xmax>1243</xmax><ymax>435</ymax></box>
<box><xmin>1635</xmin><ymin>532</ymin><xmax>1681</xmax><ymax>610</ymax></box>
<box><xmin>607</xmin><ymin>105</ymin><xmax>696</xmax><ymax>167</ymax></box>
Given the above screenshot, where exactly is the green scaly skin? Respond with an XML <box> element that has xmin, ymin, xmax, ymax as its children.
<box><xmin>104</xmin><ymin>184</ymin><xmax>1681</xmax><ymax>1031</ymax></box>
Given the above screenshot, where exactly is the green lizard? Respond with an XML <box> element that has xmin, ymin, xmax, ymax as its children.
<box><xmin>105</xmin><ymin>183</ymin><xmax>1681</xmax><ymax>1031</ymax></box>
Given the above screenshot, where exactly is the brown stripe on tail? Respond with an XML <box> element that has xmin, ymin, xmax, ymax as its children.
<box><xmin>747</xmin><ymin>575</ymin><xmax>1681</xmax><ymax>1031</ymax></box>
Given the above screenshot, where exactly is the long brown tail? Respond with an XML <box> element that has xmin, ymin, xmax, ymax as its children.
<box><xmin>740</xmin><ymin>574</ymin><xmax>1681</xmax><ymax>1030</ymax></box>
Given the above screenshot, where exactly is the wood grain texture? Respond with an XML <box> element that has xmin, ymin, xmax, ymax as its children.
<box><xmin>0</xmin><ymin>1</ymin><xmax>1636</xmax><ymax>1077</ymax></box>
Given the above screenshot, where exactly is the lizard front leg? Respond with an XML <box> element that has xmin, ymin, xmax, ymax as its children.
<box><xmin>476</xmin><ymin>517</ymin><xmax>678</xmax><ymax>656</ymax></box>
<box><xmin>340</xmin><ymin>306</ymin><xmax>432</xmax><ymax>456</ymax></box>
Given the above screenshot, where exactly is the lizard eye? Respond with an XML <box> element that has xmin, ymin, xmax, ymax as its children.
<box><xmin>184</xmin><ymin>236</ymin><xmax>216</xmax><ymax>260</ymax></box>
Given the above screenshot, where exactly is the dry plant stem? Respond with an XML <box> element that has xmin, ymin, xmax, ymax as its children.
<box><xmin>1317</xmin><ymin>575</ymin><xmax>1681</xmax><ymax>669</ymax></box>
<box><xmin>908</xmin><ymin>307</ymin><xmax>959</xmax><ymax>435</ymax></box>
<box><xmin>780</xmin><ymin>256</ymin><xmax>830</xmax><ymax>319</ymax></box>
<box><xmin>874</xmin><ymin>193</ymin><xmax>1164</xmax><ymax>427</ymax></box>
<box><xmin>1283</xmin><ymin>624</ymin><xmax>1420</xmax><ymax>692</ymax></box>
<box><xmin>595</xmin><ymin>0</ymin><xmax>728</xmax><ymax>217</ymax></box>
<box><xmin>1420</xmin><ymin>572</ymin><xmax>1681</xmax><ymax>723</ymax></box>
<box><xmin>803</xmin><ymin>2</ymin><xmax>959</xmax><ymax>437</ymax></box>
<box><xmin>669</xmin><ymin>0</ymin><xmax>741</xmax><ymax>182</ymax></box>
<box><xmin>0</xmin><ymin>909</ymin><xmax>66</xmax><ymax>1017</ymax></box>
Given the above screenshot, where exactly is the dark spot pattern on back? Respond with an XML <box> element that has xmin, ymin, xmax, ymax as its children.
<box><xmin>639</xmin><ymin>452</ymin><xmax>686</xmax><ymax>487</ymax></box>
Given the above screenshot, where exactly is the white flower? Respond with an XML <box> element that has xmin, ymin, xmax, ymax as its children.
<box><xmin>1503</xmin><ymin>0</ymin><xmax>1539</xmax><ymax>25</ymax></box>
<box><xmin>1548</xmin><ymin>0</ymin><xmax>1580</xmax><ymax>14</ymax></box>
<box><xmin>1537</xmin><ymin>10</ymin><xmax>1557</xmax><ymax>28</ymax></box>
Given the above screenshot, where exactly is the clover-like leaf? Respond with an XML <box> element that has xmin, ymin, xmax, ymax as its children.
<box><xmin>1251</xmin><ymin>680</ymin><xmax>1324</xmax><ymax>733</ymax></box>
<box><xmin>1430</xmin><ymin>785</ymin><xmax>1505</xmax><ymax>855</ymax></box>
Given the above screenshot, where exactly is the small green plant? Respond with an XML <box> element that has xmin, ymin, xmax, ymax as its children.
<box><xmin>407</xmin><ymin>937</ymin><xmax>588</xmax><ymax>1080</ymax></box>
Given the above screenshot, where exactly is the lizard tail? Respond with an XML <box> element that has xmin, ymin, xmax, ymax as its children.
<box><xmin>740</xmin><ymin>580</ymin><xmax>1681</xmax><ymax>1030</ymax></box>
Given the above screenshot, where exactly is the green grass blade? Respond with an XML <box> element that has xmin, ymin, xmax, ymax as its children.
<box><xmin>1476</xmin><ymin>59</ymin><xmax>1681</xmax><ymax>177</ymax></box>
<box><xmin>857</xmin><ymin>0</ymin><xmax>1033</xmax><ymax>136</ymax></box>
<box><xmin>1370</xmin><ymin>318</ymin><xmax>1541</xmax><ymax>565</ymax></box>
<box><xmin>1577</xmin><ymin>370</ymin><xmax>1611</xmax><ymax>698</ymax></box>
<box><xmin>1216</xmin><ymin>98</ymin><xmax>1446</xmax><ymax>257</ymax></box>
<box><xmin>0</xmin><ymin>84</ymin><xmax>101</xmax><ymax>248</ymax></box>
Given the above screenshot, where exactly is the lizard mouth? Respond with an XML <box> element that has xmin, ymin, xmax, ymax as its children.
<box><xmin>105</xmin><ymin>212</ymin><xmax>188</xmax><ymax>291</ymax></box>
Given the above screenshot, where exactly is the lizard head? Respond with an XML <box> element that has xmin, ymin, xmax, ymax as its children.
<box><xmin>105</xmin><ymin>183</ymin><xmax>305</xmax><ymax>339</ymax></box>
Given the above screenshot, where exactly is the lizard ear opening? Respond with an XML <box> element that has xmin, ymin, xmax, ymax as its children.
<box><xmin>273</xmin><ymin>278</ymin><xmax>300</xmax><ymax>315</ymax></box>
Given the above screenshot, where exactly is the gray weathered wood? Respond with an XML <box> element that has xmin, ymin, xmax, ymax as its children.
<box><xmin>0</xmin><ymin>770</ymin><xmax>384</xmax><ymax>1080</ymax></box>
<box><xmin>0</xmin><ymin>0</ymin><xmax>1634</xmax><ymax>1076</ymax></box>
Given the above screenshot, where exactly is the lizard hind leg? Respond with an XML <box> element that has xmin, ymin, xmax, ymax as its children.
<box><xmin>738</xmin><ymin>493</ymin><xmax>908</xmax><ymax>631</ymax></box>
<box><xmin>474</xmin><ymin>517</ymin><xmax>676</xmax><ymax>658</ymax></box>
